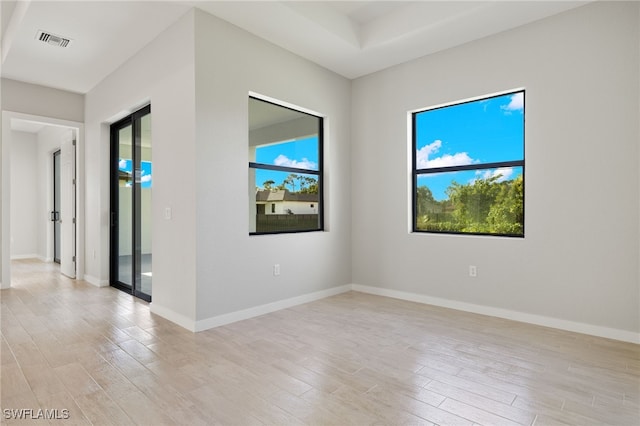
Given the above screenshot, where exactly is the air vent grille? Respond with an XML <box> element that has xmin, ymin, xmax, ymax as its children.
<box><xmin>36</xmin><ymin>30</ymin><xmax>72</xmax><ymax>48</ymax></box>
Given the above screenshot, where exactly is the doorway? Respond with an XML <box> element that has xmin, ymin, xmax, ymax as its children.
<box><xmin>1</xmin><ymin>112</ymin><xmax>83</xmax><ymax>289</ymax></box>
<box><xmin>110</xmin><ymin>105</ymin><xmax>152</xmax><ymax>302</ymax></box>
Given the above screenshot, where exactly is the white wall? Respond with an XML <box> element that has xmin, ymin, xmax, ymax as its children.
<box><xmin>274</xmin><ymin>201</ymin><xmax>318</xmax><ymax>215</ymax></box>
<box><xmin>351</xmin><ymin>1</ymin><xmax>640</xmax><ymax>336</ymax></box>
<box><xmin>9</xmin><ymin>131</ymin><xmax>38</xmax><ymax>258</ymax></box>
<box><xmin>193</xmin><ymin>10</ymin><xmax>352</xmax><ymax>324</ymax></box>
<box><xmin>84</xmin><ymin>11</ymin><xmax>197</xmax><ymax>322</ymax></box>
<box><xmin>1</xmin><ymin>79</ymin><xmax>84</xmax><ymax>122</ymax></box>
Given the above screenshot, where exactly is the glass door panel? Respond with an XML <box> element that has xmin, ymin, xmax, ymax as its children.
<box><xmin>139</xmin><ymin>113</ymin><xmax>152</xmax><ymax>296</ymax></box>
<box><xmin>117</xmin><ymin>125</ymin><xmax>133</xmax><ymax>288</ymax></box>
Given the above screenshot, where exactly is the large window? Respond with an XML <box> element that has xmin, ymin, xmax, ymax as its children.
<box><xmin>249</xmin><ymin>96</ymin><xmax>323</xmax><ymax>234</ymax></box>
<box><xmin>412</xmin><ymin>90</ymin><xmax>525</xmax><ymax>237</ymax></box>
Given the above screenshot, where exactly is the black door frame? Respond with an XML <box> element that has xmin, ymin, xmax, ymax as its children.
<box><xmin>110</xmin><ymin>105</ymin><xmax>151</xmax><ymax>302</ymax></box>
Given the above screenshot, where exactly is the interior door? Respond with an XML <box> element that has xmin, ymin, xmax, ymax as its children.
<box><xmin>60</xmin><ymin>131</ymin><xmax>76</xmax><ymax>278</ymax></box>
<box><xmin>52</xmin><ymin>150</ymin><xmax>61</xmax><ymax>264</ymax></box>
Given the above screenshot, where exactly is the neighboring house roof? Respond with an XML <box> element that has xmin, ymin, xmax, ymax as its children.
<box><xmin>118</xmin><ymin>170</ymin><xmax>132</xmax><ymax>182</ymax></box>
<box><xmin>256</xmin><ymin>189</ymin><xmax>318</xmax><ymax>202</ymax></box>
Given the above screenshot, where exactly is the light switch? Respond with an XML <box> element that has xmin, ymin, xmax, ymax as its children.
<box><xmin>164</xmin><ymin>207</ymin><xmax>172</xmax><ymax>220</ymax></box>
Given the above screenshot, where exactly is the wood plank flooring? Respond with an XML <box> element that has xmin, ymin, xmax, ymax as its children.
<box><xmin>1</xmin><ymin>259</ymin><xmax>639</xmax><ymax>425</ymax></box>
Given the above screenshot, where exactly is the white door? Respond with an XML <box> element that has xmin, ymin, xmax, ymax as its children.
<box><xmin>60</xmin><ymin>131</ymin><xmax>76</xmax><ymax>278</ymax></box>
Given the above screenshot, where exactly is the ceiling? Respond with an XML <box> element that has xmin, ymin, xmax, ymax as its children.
<box><xmin>249</xmin><ymin>97</ymin><xmax>308</xmax><ymax>131</ymax></box>
<box><xmin>2</xmin><ymin>0</ymin><xmax>591</xmax><ymax>95</ymax></box>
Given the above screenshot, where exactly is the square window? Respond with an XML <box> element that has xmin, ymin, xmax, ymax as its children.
<box><xmin>249</xmin><ymin>97</ymin><xmax>323</xmax><ymax>234</ymax></box>
<box><xmin>412</xmin><ymin>90</ymin><xmax>525</xmax><ymax>237</ymax></box>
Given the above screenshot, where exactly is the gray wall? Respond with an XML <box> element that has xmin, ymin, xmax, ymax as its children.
<box><xmin>1</xmin><ymin>78</ymin><xmax>84</xmax><ymax>122</ymax></box>
<box><xmin>193</xmin><ymin>9</ymin><xmax>352</xmax><ymax>324</ymax></box>
<box><xmin>84</xmin><ymin>10</ymin><xmax>197</xmax><ymax>321</ymax></box>
<box><xmin>351</xmin><ymin>1</ymin><xmax>640</xmax><ymax>334</ymax></box>
<box><xmin>9</xmin><ymin>130</ymin><xmax>38</xmax><ymax>258</ymax></box>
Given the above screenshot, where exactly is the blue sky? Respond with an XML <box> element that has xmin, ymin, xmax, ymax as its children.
<box><xmin>251</xmin><ymin>92</ymin><xmax>523</xmax><ymax>197</ymax></box>
<box><xmin>119</xmin><ymin>159</ymin><xmax>152</xmax><ymax>188</ymax></box>
<box><xmin>416</xmin><ymin>91</ymin><xmax>524</xmax><ymax>200</ymax></box>
<box><xmin>254</xmin><ymin>136</ymin><xmax>318</xmax><ymax>189</ymax></box>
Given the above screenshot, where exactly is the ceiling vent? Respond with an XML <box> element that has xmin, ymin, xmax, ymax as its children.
<box><xmin>35</xmin><ymin>30</ymin><xmax>72</xmax><ymax>48</ymax></box>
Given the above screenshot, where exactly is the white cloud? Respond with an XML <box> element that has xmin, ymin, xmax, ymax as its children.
<box><xmin>119</xmin><ymin>159</ymin><xmax>127</xmax><ymax>169</ymax></box>
<box><xmin>274</xmin><ymin>154</ymin><xmax>317</xmax><ymax>170</ymax></box>
<box><xmin>416</xmin><ymin>140</ymin><xmax>475</xmax><ymax>169</ymax></box>
<box><xmin>475</xmin><ymin>167</ymin><xmax>514</xmax><ymax>183</ymax></box>
<box><xmin>140</xmin><ymin>174</ymin><xmax>152</xmax><ymax>183</ymax></box>
<box><xmin>501</xmin><ymin>92</ymin><xmax>524</xmax><ymax>113</ymax></box>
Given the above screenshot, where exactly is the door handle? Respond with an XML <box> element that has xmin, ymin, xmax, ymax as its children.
<box><xmin>51</xmin><ymin>211</ymin><xmax>60</xmax><ymax>222</ymax></box>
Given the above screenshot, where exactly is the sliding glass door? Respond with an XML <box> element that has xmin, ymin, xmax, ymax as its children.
<box><xmin>110</xmin><ymin>105</ymin><xmax>152</xmax><ymax>301</ymax></box>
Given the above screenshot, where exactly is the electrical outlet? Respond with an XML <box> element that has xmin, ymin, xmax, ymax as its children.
<box><xmin>469</xmin><ymin>265</ymin><xmax>477</xmax><ymax>277</ymax></box>
<box><xmin>273</xmin><ymin>264</ymin><xmax>280</xmax><ymax>276</ymax></box>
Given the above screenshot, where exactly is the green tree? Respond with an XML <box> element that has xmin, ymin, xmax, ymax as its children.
<box><xmin>263</xmin><ymin>179</ymin><xmax>275</xmax><ymax>190</ymax></box>
<box><xmin>416</xmin><ymin>186</ymin><xmax>457</xmax><ymax>231</ymax></box>
<box><xmin>436</xmin><ymin>173</ymin><xmax>523</xmax><ymax>235</ymax></box>
<box><xmin>280</xmin><ymin>174</ymin><xmax>319</xmax><ymax>193</ymax></box>
<box><xmin>447</xmin><ymin>176</ymin><xmax>501</xmax><ymax>230</ymax></box>
<box><xmin>487</xmin><ymin>175</ymin><xmax>524</xmax><ymax>234</ymax></box>
<box><xmin>283</xmin><ymin>174</ymin><xmax>299</xmax><ymax>192</ymax></box>
<box><xmin>416</xmin><ymin>186</ymin><xmax>436</xmax><ymax>217</ymax></box>
<box><xmin>296</xmin><ymin>175</ymin><xmax>308</xmax><ymax>192</ymax></box>
<box><xmin>299</xmin><ymin>177</ymin><xmax>319</xmax><ymax>194</ymax></box>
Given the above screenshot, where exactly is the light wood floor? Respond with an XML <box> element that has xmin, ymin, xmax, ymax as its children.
<box><xmin>1</xmin><ymin>259</ymin><xmax>638</xmax><ymax>425</ymax></box>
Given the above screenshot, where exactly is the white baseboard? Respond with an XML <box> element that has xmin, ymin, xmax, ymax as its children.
<box><xmin>150</xmin><ymin>303</ymin><xmax>196</xmax><ymax>331</ymax></box>
<box><xmin>140</xmin><ymin>282</ymin><xmax>640</xmax><ymax>344</ymax></box>
<box><xmin>351</xmin><ymin>284</ymin><xmax>640</xmax><ymax>344</ymax></box>
<box><xmin>83</xmin><ymin>274</ymin><xmax>108</xmax><ymax>288</ymax></box>
<box><xmin>194</xmin><ymin>285</ymin><xmax>352</xmax><ymax>332</ymax></box>
<box><xmin>10</xmin><ymin>255</ymin><xmax>52</xmax><ymax>262</ymax></box>
<box><xmin>10</xmin><ymin>254</ymin><xmax>39</xmax><ymax>260</ymax></box>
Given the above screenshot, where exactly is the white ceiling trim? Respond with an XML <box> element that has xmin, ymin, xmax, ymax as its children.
<box><xmin>195</xmin><ymin>1</ymin><xmax>592</xmax><ymax>80</ymax></box>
